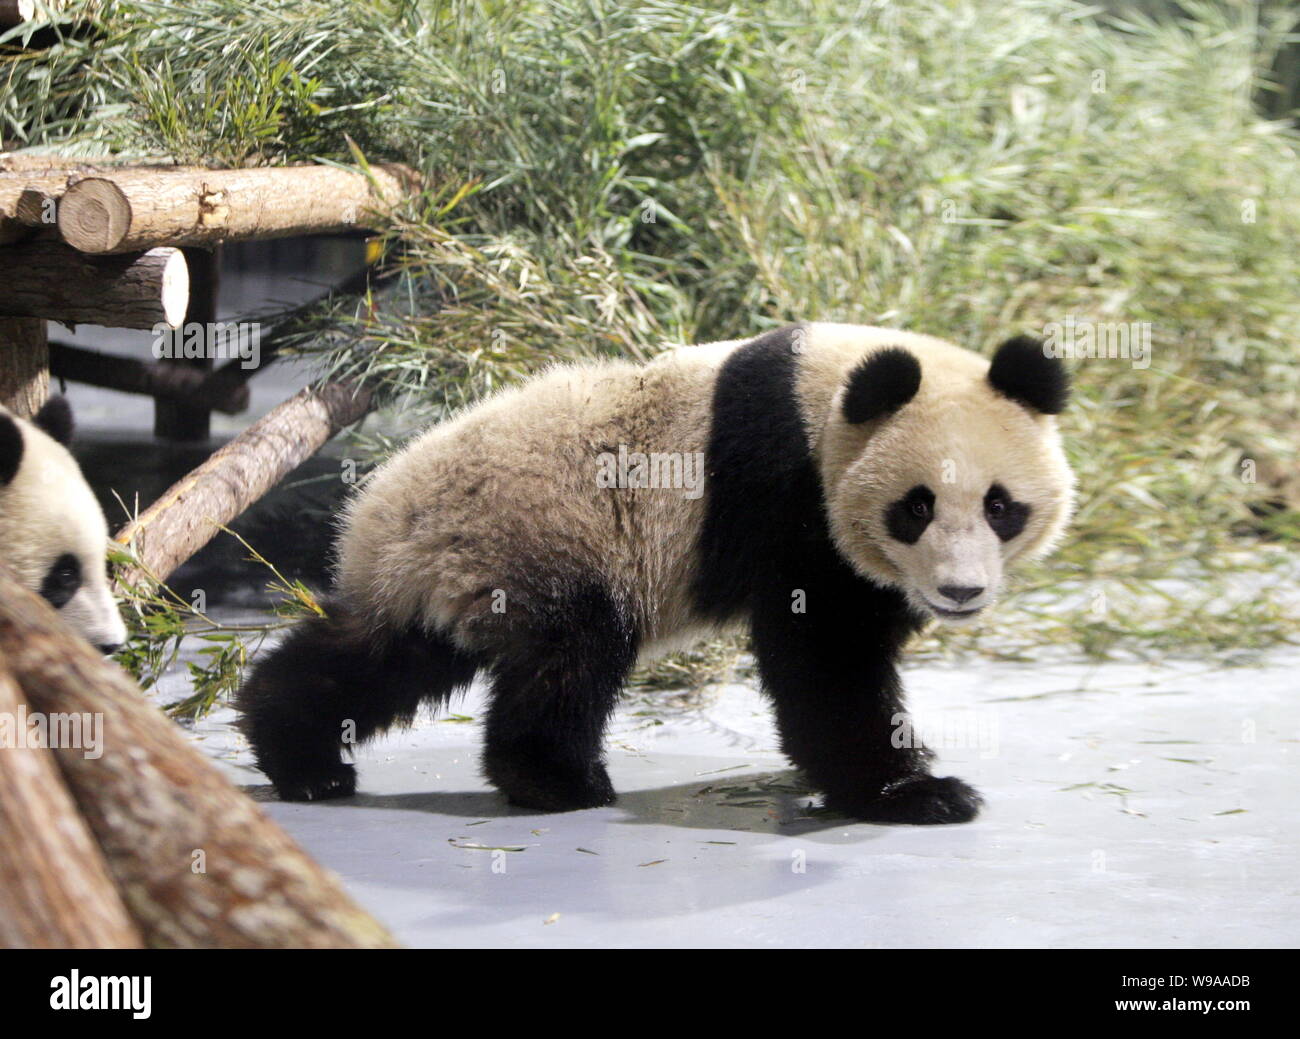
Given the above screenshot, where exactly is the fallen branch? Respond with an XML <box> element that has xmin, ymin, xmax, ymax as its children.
<box><xmin>115</xmin><ymin>379</ymin><xmax>373</xmax><ymax>586</ymax></box>
<box><xmin>0</xmin><ymin>566</ymin><xmax>399</xmax><ymax>948</ymax></box>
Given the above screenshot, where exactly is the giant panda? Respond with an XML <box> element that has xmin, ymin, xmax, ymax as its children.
<box><xmin>0</xmin><ymin>398</ymin><xmax>127</xmax><ymax>653</ymax></box>
<box><xmin>237</xmin><ymin>323</ymin><xmax>1072</xmax><ymax>823</ymax></box>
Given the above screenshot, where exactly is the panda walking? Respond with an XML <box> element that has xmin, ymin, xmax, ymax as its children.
<box><xmin>237</xmin><ymin>323</ymin><xmax>1072</xmax><ymax>823</ymax></box>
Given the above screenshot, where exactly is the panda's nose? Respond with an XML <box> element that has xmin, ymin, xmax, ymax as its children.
<box><xmin>98</xmin><ymin>642</ymin><xmax>123</xmax><ymax>655</ymax></box>
<box><xmin>938</xmin><ymin>585</ymin><xmax>984</xmax><ymax>605</ymax></box>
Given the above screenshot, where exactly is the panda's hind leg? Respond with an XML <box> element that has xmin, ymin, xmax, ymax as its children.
<box><xmin>479</xmin><ymin>583</ymin><xmax>638</xmax><ymax>812</ymax></box>
<box><xmin>235</xmin><ymin>599</ymin><xmax>480</xmax><ymax>801</ymax></box>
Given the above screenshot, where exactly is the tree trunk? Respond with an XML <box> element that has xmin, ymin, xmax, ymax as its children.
<box><xmin>0</xmin><ymin>567</ymin><xmax>399</xmax><ymax>949</ymax></box>
<box><xmin>0</xmin><ymin>317</ymin><xmax>48</xmax><ymax>416</ymax></box>
<box><xmin>58</xmin><ymin>164</ymin><xmax>420</xmax><ymax>254</ymax></box>
<box><xmin>0</xmin><ymin>240</ymin><xmax>189</xmax><ymax>329</ymax></box>
<box><xmin>115</xmin><ymin>379</ymin><xmax>373</xmax><ymax>586</ymax></box>
<box><xmin>0</xmin><ymin>664</ymin><xmax>145</xmax><ymax>949</ymax></box>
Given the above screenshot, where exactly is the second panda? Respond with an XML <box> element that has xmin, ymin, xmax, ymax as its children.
<box><xmin>238</xmin><ymin>323</ymin><xmax>1073</xmax><ymax>824</ymax></box>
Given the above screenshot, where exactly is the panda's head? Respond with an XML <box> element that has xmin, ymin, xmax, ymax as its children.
<box><xmin>825</xmin><ymin>334</ymin><xmax>1073</xmax><ymax>625</ymax></box>
<box><xmin>0</xmin><ymin>399</ymin><xmax>127</xmax><ymax>653</ymax></box>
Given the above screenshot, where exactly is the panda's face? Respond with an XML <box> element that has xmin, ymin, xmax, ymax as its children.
<box><xmin>0</xmin><ymin>403</ymin><xmax>127</xmax><ymax>653</ymax></box>
<box><xmin>825</xmin><ymin>336</ymin><xmax>1073</xmax><ymax>625</ymax></box>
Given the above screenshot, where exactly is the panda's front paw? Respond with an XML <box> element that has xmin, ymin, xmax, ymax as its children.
<box><xmin>487</xmin><ymin>755</ymin><xmax>616</xmax><ymax>812</ymax></box>
<box><xmin>270</xmin><ymin>761</ymin><xmax>357</xmax><ymax>802</ymax></box>
<box><xmin>832</xmin><ymin>774</ymin><xmax>982</xmax><ymax>825</ymax></box>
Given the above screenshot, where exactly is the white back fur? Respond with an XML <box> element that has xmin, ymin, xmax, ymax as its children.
<box><xmin>335</xmin><ymin>323</ymin><xmax>1072</xmax><ymax>650</ymax></box>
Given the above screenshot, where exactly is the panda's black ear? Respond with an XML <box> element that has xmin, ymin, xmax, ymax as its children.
<box><xmin>842</xmin><ymin>347</ymin><xmax>922</xmax><ymax>424</ymax></box>
<box><xmin>0</xmin><ymin>413</ymin><xmax>23</xmax><ymax>486</ymax></box>
<box><xmin>33</xmin><ymin>396</ymin><xmax>74</xmax><ymax>446</ymax></box>
<box><xmin>988</xmin><ymin>335</ymin><xmax>1069</xmax><ymax>415</ymax></box>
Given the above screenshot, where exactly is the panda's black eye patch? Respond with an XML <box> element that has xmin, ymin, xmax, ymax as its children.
<box><xmin>886</xmin><ymin>485</ymin><xmax>935</xmax><ymax>544</ymax></box>
<box><xmin>40</xmin><ymin>553</ymin><xmax>82</xmax><ymax>610</ymax></box>
<box><xmin>985</xmin><ymin>483</ymin><xmax>1031</xmax><ymax>541</ymax></box>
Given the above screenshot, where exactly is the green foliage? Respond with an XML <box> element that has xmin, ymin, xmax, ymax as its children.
<box><xmin>110</xmin><ymin>532</ymin><xmax>323</xmax><ymax>719</ymax></box>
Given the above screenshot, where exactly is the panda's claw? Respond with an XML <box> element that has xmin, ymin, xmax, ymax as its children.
<box><xmin>271</xmin><ymin>762</ymin><xmax>357</xmax><ymax>803</ymax></box>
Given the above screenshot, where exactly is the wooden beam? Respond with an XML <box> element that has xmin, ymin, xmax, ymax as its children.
<box><xmin>0</xmin><ymin>240</ymin><xmax>189</xmax><ymax>329</ymax></box>
<box><xmin>0</xmin><ymin>1</ymin><xmax>93</xmax><ymax>28</ymax></box>
<box><xmin>57</xmin><ymin>163</ymin><xmax>420</xmax><ymax>254</ymax></box>
<box><xmin>0</xmin><ymin>170</ymin><xmax>78</xmax><ymax>245</ymax></box>
<box><xmin>0</xmin><ymin>566</ymin><xmax>399</xmax><ymax>948</ymax></box>
<box><xmin>154</xmin><ymin>245</ymin><xmax>216</xmax><ymax>440</ymax></box>
<box><xmin>0</xmin><ymin>152</ymin><xmax>150</xmax><ymax>173</ymax></box>
<box><xmin>0</xmin><ymin>317</ymin><xmax>48</xmax><ymax>416</ymax></box>
<box><xmin>0</xmin><ymin>1</ymin><xmax>36</xmax><ymax>28</ymax></box>
<box><xmin>2</xmin><ymin>164</ymin><xmax>180</xmax><ymax>244</ymax></box>
<box><xmin>0</xmin><ymin>663</ymin><xmax>144</xmax><ymax>949</ymax></box>
<box><xmin>48</xmin><ymin>341</ymin><xmax>250</xmax><ymax>414</ymax></box>
<box><xmin>116</xmin><ymin>378</ymin><xmax>373</xmax><ymax>586</ymax></box>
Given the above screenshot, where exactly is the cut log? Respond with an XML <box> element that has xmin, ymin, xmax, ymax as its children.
<box><xmin>0</xmin><ymin>567</ymin><xmax>399</xmax><ymax>948</ymax></box>
<box><xmin>0</xmin><ymin>240</ymin><xmax>189</xmax><ymax>328</ymax></box>
<box><xmin>2</xmin><ymin>166</ymin><xmax>200</xmax><ymax>244</ymax></box>
<box><xmin>115</xmin><ymin>378</ymin><xmax>373</xmax><ymax>586</ymax></box>
<box><xmin>0</xmin><ymin>1</ymin><xmax>35</xmax><ymax>27</ymax></box>
<box><xmin>154</xmin><ymin>245</ymin><xmax>217</xmax><ymax>440</ymax></box>
<box><xmin>0</xmin><ymin>664</ymin><xmax>144</xmax><ymax>949</ymax></box>
<box><xmin>49</xmin><ymin>341</ymin><xmax>250</xmax><ymax>414</ymax></box>
<box><xmin>0</xmin><ymin>170</ymin><xmax>80</xmax><ymax>244</ymax></box>
<box><xmin>0</xmin><ymin>1</ymin><xmax>89</xmax><ymax>27</ymax></box>
<box><xmin>0</xmin><ymin>317</ymin><xmax>48</xmax><ymax>415</ymax></box>
<box><xmin>58</xmin><ymin>164</ymin><xmax>420</xmax><ymax>254</ymax></box>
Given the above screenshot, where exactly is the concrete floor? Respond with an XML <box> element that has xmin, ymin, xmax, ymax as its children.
<box><xmin>176</xmin><ymin>645</ymin><xmax>1300</xmax><ymax>949</ymax></box>
<box><xmin>57</xmin><ymin>255</ymin><xmax>1299</xmax><ymax>947</ymax></box>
